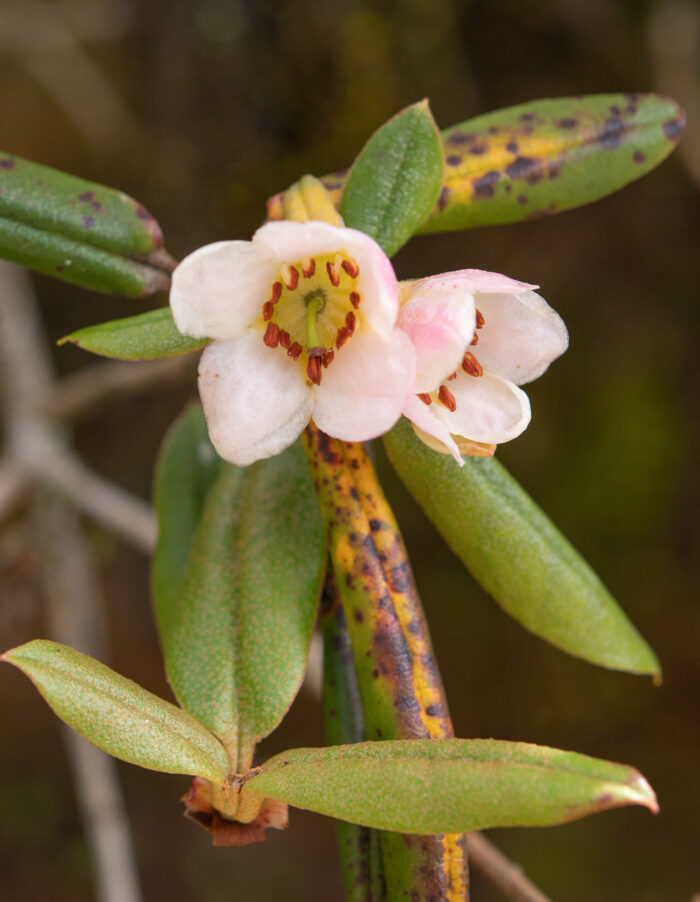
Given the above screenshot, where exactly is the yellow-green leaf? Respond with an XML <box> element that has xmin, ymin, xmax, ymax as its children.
<box><xmin>2</xmin><ymin>640</ymin><xmax>228</xmax><ymax>784</ymax></box>
<box><xmin>244</xmin><ymin>739</ymin><xmax>657</xmax><ymax>834</ymax></box>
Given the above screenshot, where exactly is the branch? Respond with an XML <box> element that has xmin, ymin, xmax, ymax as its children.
<box><xmin>467</xmin><ymin>832</ymin><xmax>554</xmax><ymax>902</ymax></box>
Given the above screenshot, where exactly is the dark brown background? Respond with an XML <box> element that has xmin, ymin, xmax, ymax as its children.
<box><xmin>0</xmin><ymin>0</ymin><xmax>698</xmax><ymax>899</ymax></box>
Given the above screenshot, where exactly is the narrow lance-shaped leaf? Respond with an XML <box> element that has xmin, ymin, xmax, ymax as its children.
<box><xmin>0</xmin><ymin>151</ymin><xmax>174</xmax><ymax>296</ymax></box>
<box><xmin>60</xmin><ymin>307</ymin><xmax>208</xmax><ymax>360</ymax></box>
<box><xmin>322</xmin><ymin>582</ymin><xmax>384</xmax><ymax>902</ymax></box>
<box><xmin>243</xmin><ymin>738</ymin><xmax>658</xmax><ymax>834</ymax></box>
<box><xmin>1</xmin><ymin>640</ymin><xmax>229</xmax><ymax>785</ymax></box>
<box><xmin>383</xmin><ymin>418</ymin><xmax>660</xmax><ymax>676</ymax></box>
<box><xmin>154</xmin><ymin>439</ymin><xmax>326</xmax><ymax>772</ymax></box>
<box><xmin>268</xmin><ymin>93</ymin><xmax>684</xmax><ymax>235</ymax></box>
<box><xmin>151</xmin><ymin>403</ymin><xmax>224</xmax><ymax>636</ymax></box>
<box><xmin>338</xmin><ymin>99</ymin><xmax>445</xmax><ymax>257</ymax></box>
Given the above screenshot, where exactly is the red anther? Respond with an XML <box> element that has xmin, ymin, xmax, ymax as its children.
<box><xmin>417</xmin><ymin>393</ymin><xmax>432</xmax><ymax>405</ymax></box>
<box><xmin>349</xmin><ymin>291</ymin><xmax>361</xmax><ymax>308</ymax></box>
<box><xmin>288</xmin><ymin>341</ymin><xmax>302</xmax><ymax>360</ymax></box>
<box><xmin>283</xmin><ymin>265</ymin><xmax>299</xmax><ymax>290</ymax></box>
<box><xmin>470</xmin><ymin>330</ymin><xmax>479</xmax><ymax>345</ymax></box>
<box><xmin>447</xmin><ymin>371</ymin><xmax>457</xmax><ymax>381</ymax></box>
<box><xmin>301</xmin><ymin>258</ymin><xmax>316</xmax><ymax>278</ymax></box>
<box><xmin>438</xmin><ymin>385</ymin><xmax>457</xmax><ymax>411</ymax></box>
<box><xmin>341</xmin><ymin>258</ymin><xmax>360</xmax><ymax>278</ymax></box>
<box><xmin>475</xmin><ymin>308</ymin><xmax>485</xmax><ymax>329</ymax></box>
<box><xmin>279</xmin><ymin>330</ymin><xmax>291</xmax><ymax>350</ymax></box>
<box><xmin>322</xmin><ymin>350</ymin><xmax>335</xmax><ymax>367</ymax></box>
<box><xmin>326</xmin><ymin>260</ymin><xmax>340</xmax><ymax>287</ymax></box>
<box><xmin>461</xmin><ymin>351</ymin><xmax>483</xmax><ymax>377</ymax></box>
<box><xmin>345</xmin><ymin>311</ymin><xmax>356</xmax><ymax>333</ymax></box>
<box><xmin>263</xmin><ymin>322</ymin><xmax>280</xmax><ymax>347</ymax></box>
<box><xmin>262</xmin><ymin>301</ymin><xmax>275</xmax><ymax>321</ymax></box>
<box><xmin>272</xmin><ymin>281</ymin><xmax>283</xmax><ymax>302</ymax></box>
<box><xmin>306</xmin><ymin>356</ymin><xmax>323</xmax><ymax>385</ymax></box>
<box><xmin>336</xmin><ymin>327</ymin><xmax>350</xmax><ymax>348</ymax></box>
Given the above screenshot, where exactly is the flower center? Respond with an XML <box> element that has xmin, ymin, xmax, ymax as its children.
<box><xmin>258</xmin><ymin>251</ymin><xmax>363</xmax><ymax>385</ymax></box>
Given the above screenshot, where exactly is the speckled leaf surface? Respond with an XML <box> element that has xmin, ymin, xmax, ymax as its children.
<box><xmin>0</xmin><ymin>152</ymin><xmax>173</xmax><ymax>296</ymax></box>
<box><xmin>61</xmin><ymin>308</ymin><xmax>208</xmax><ymax>360</ymax></box>
<box><xmin>157</xmin><ymin>440</ymin><xmax>326</xmax><ymax>771</ymax></box>
<box><xmin>420</xmin><ymin>93</ymin><xmax>684</xmax><ymax>232</ymax></box>
<box><xmin>244</xmin><ymin>738</ymin><xmax>657</xmax><ymax>834</ymax></box>
<box><xmin>338</xmin><ymin>100</ymin><xmax>444</xmax><ymax>256</ymax></box>
<box><xmin>1</xmin><ymin>640</ymin><xmax>229</xmax><ymax>784</ymax></box>
<box><xmin>384</xmin><ymin>418</ymin><xmax>660</xmax><ymax>676</ymax></box>
<box><xmin>152</xmin><ymin>404</ymin><xmax>224</xmax><ymax>639</ymax></box>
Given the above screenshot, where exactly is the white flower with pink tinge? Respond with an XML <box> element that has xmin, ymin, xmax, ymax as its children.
<box><xmin>170</xmin><ymin>221</ymin><xmax>416</xmax><ymax>466</ymax></box>
<box><xmin>398</xmin><ymin>269</ymin><xmax>569</xmax><ymax>465</ymax></box>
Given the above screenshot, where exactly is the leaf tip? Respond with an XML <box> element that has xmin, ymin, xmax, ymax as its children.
<box><xmin>628</xmin><ymin>772</ymin><xmax>659</xmax><ymax>814</ymax></box>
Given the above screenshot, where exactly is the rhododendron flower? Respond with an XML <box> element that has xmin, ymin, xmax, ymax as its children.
<box><xmin>170</xmin><ymin>221</ymin><xmax>416</xmax><ymax>466</ymax></box>
<box><xmin>398</xmin><ymin>270</ymin><xmax>568</xmax><ymax>465</ymax></box>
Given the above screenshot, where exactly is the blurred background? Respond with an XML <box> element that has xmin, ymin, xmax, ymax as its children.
<box><xmin>0</xmin><ymin>0</ymin><xmax>698</xmax><ymax>900</ymax></box>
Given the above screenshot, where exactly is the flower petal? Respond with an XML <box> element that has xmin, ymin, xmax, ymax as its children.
<box><xmin>474</xmin><ymin>289</ymin><xmax>568</xmax><ymax>385</ymax></box>
<box><xmin>171</xmin><ymin>241</ymin><xmax>278</xmax><ymax>340</ymax></box>
<box><xmin>431</xmin><ymin>371</ymin><xmax>531</xmax><ymax>444</ymax></box>
<box><xmin>312</xmin><ymin>330</ymin><xmax>416</xmax><ymax>442</ymax></box>
<box><xmin>198</xmin><ymin>332</ymin><xmax>313</xmax><ymax>466</ymax></box>
<box><xmin>432</xmin><ymin>268</ymin><xmax>538</xmax><ymax>294</ymax></box>
<box><xmin>403</xmin><ymin>396</ymin><xmax>464</xmax><ymax>465</ymax></box>
<box><xmin>398</xmin><ymin>276</ymin><xmax>476</xmax><ymax>392</ymax></box>
<box><xmin>253</xmin><ymin>221</ymin><xmax>399</xmax><ymax>339</ymax></box>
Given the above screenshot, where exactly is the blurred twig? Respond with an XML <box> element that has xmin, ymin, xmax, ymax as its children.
<box><xmin>0</xmin><ymin>0</ymin><xmax>137</xmax><ymax>149</ymax></box>
<box><xmin>0</xmin><ymin>259</ymin><xmax>144</xmax><ymax>902</ymax></box>
<box><xmin>42</xmin><ymin>355</ymin><xmax>195</xmax><ymax>423</ymax></box>
<box><xmin>467</xmin><ymin>833</ymin><xmax>554</xmax><ymax>902</ymax></box>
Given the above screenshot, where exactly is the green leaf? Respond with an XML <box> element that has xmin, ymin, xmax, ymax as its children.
<box><xmin>272</xmin><ymin>93</ymin><xmax>683</xmax><ymax>237</ymax></box>
<box><xmin>420</xmin><ymin>93</ymin><xmax>684</xmax><ymax>233</ymax></box>
<box><xmin>151</xmin><ymin>404</ymin><xmax>224</xmax><ymax>637</ymax></box>
<box><xmin>1</xmin><ymin>640</ymin><xmax>229</xmax><ymax>784</ymax></box>
<box><xmin>243</xmin><ymin>738</ymin><xmax>658</xmax><ymax>834</ymax></box>
<box><xmin>0</xmin><ymin>151</ymin><xmax>174</xmax><ymax>296</ymax></box>
<box><xmin>383</xmin><ymin>418</ymin><xmax>660</xmax><ymax>676</ymax></box>
<box><xmin>154</xmin><ymin>440</ymin><xmax>326</xmax><ymax>771</ymax></box>
<box><xmin>339</xmin><ymin>99</ymin><xmax>445</xmax><ymax>257</ymax></box>
<box><xmin>60</xmin><ymin>308</ymin><xmax>208</xmax><ymax>360</ymax></box>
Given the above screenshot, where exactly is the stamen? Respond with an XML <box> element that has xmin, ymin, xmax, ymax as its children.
<box><xmin>345</xmin><ymin>311</ymin><xmax>356</xmax><ymax>334</ymax></box>
<box><xmin>271</xmin><ymin>281</ymin><xmax>283</xmax><ymax>303</ymax></box>
<box><xmin>306</xmin><ymin>356</ymin><xmax>322</xmax><ymax>385</ymax></box>
<box><xmin>475</xmin><ymin>308</ymin><xmax>485</xmax><ymax>329</ymax></box>
<box><xmin>438</xmin><ymin>385</ymin><xmax>457</xmax><ymax>411</ymax></box>
<box><xmin>341</xmin><ymin>257</ymin><xmax>360</xmax><ymax>278</ymax></box>
<box><xmin>447</xmin><ymin>372</ymin><xmax>457</xmax><ymax>381</ymax></box>
<box><xmin>326</xmin><ymin>258</ymin><xmax>341</xmax><ymax>287</ymax></box>
<box><xmin>281</xmin><ymin>264</ymin><xmax>299</xmax><ymax>291</ymax></box>
<box><xmin>279</xmin><ymin>330</ymin><xmax>291</xmax><ymax>350</ymax></box>
<box><xmin>418</xmin><ymin>393</ymin><xmax>432</xmax><ymax>405</ymax></box>
<box><xmin>322</xmin><ymin>350</ymin><xmax>335</xmax><ymax>367</ymax></box>
<box><xmin>262</xmin><ymin>301</ymin><xmax>275</xmax><ymax>321</ymax></box>
<box><xmin>470</xmin><ymin>331</ymin><xmax>479</xmax><ymax>345</ymax></box>
<box><xmin>301</xmin><ymin>258</ymin><xmax>316</xmax><ymax>278</ymax></box>
<box><xmin>336</xmin><ymin>327</ymin><xmax>350</xmax><ymax>349</ymax></box>
<box><xmin>461</xmin><ymin>352</ymin><xmax>483</xmax><ymax>377</ymax></box>
<box><xmin>288</xmin><ymin>341</ymin><xmax>302</xmax><ymax>360</ymax></box>
<box><xmin>263</xmin><ymin>323</ymin><xmax>280</xmax><ymax>347</ymax></box>
<box><xmin>349</xmin><ymin>291</ymin><xmax>361</xmax><ymax>309</ymax></box>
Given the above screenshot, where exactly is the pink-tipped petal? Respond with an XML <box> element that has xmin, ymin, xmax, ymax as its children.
<box><xmin>398</xmin><ymin>277</ymin><xmax>476</xmax><ymax>392</ymax></box>
<box><xmin>171</xmin><ymin>241</ymin><xmax>278</xmax><ymax>340</ymax></box>
<box><xmin>198</xmin><ymin>332</ymin><xmax>313</xmax><ymax>466</ymax></box>
<box><xmin>253</xmin><ymin>221</ymin><xmax>399</xmax><ymax>339</ymax></box>
<box><xmin>474</xmin><ymin>289</ymin><xmax>569</xmax><ymax>385</ymax></box>
<box><xmin>431</xmin><ymin>371</ymin><xmax>531</xmax><ymax>444</ymax></box>
<box><xmin>312</xmin><ymin>330</ymin><xmax>416</xmax><ymax>441</ymax></box>
<box><xmin>403</xmin><ymin>396</ymin><xmax>464</xmax><ymax>465</ymax></box>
